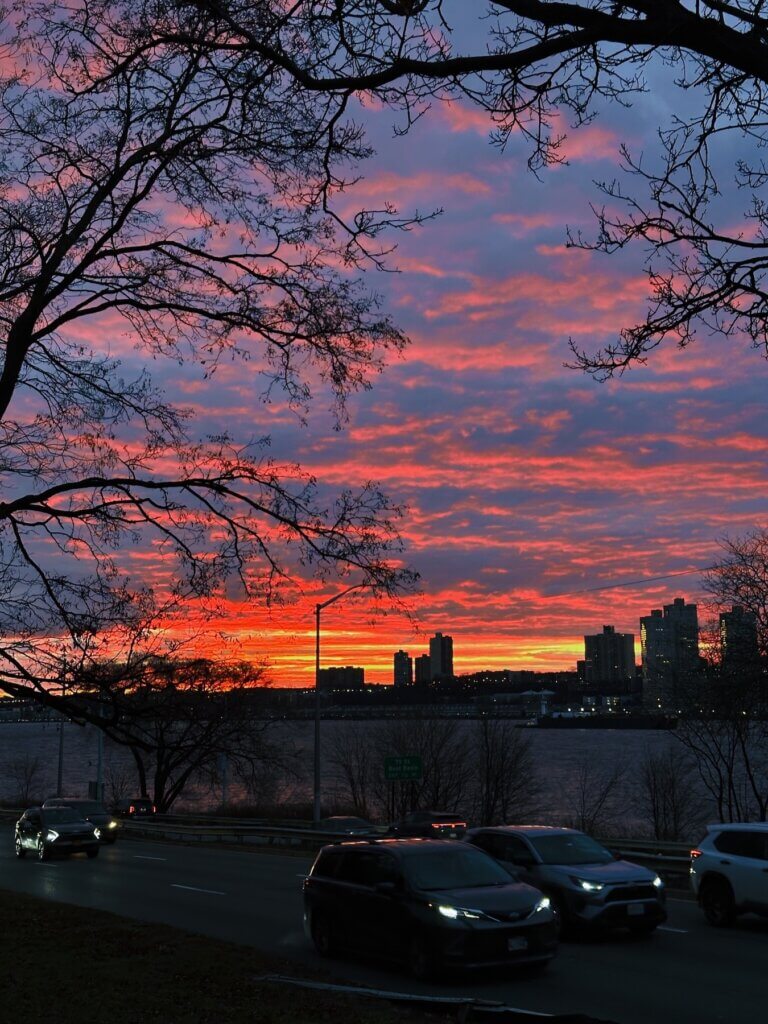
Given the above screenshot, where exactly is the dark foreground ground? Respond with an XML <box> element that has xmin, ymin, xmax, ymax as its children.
<box><xmin>0</xmin><ymin>888</ymin><xmax>454</xmax><ymax>1024</ymax></box>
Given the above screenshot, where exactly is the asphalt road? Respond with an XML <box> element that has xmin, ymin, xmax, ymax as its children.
<box><xmin>2</xmin><ymin>830</ymin><xmax>766</xmax><ymax>1024</ymax></box>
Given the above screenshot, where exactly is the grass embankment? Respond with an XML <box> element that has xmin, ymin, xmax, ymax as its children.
<box><xmin>0</xmin><ymin>889</ymin><xmax>447</xmax><ymax>1024</ymax></box>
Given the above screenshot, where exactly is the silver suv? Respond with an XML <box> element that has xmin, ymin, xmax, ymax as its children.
<box><xmin>690</xmin><ymin>823</ymin><xmax>768</xmax><ymax>927</ymax></box>
<box><xmin>465</xmin><ymin>825</ymin><xmax>666</xmax><ymax>936</ymax></box>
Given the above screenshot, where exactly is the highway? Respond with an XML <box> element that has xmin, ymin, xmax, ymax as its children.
<box><xmin>2</xmin><ymin>829</ymin><xmax>766</xmax><ymax>1024</ymax></box>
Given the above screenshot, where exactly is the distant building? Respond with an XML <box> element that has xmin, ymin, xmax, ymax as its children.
<box><xmin>640</xmin><ymin>597</ymin><xmax>699</xmax><ymax>708</ymax></box>
<box><xmin>393</xmin><ymin>650</ymin><xmax>413</xmax><ymax>687</ymax></box>
<box><xmin>317</xmin><ymin>666</ymin><xmax>364</xmax><ymax>692</ymax></box>
<box><xmin>583</xmin><ymin>625</ymin><xmax>635</xmax><ymax>684</ymax></box>
<box><xmin>414</xmin><ymin>653</ymin><xmax>432</xmax><ymax>686</ymax></box>
<box><xmin>429</xmin><ymin>632</ymin><xmax>454</xmax><ymax>683</ymax></box>
<box><xmin>720</xmin><ymin>605</ymin><xmax>760</xmax><ymax>668</ymax></box>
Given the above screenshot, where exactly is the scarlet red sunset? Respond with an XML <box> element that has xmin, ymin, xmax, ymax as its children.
<box><xmin>114</xmin><ymin>89</ymin><xmax>765</xmax><ymax>688</ymax></box>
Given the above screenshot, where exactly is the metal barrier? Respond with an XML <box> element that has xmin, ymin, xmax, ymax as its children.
<box><xmin>0</xmin><ymin>806</ymin><xmax>694</xmax><ymax>886</ymax></box>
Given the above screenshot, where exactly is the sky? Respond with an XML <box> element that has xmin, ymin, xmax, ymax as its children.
<box><xmin>114</xmin><ymin>20</ymin><xmax>768</xmax><ymax>687</ymax></box>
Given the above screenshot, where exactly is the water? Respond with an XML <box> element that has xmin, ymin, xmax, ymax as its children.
<box><xmin>0</xmin><ymin>718</ymin><xmax>699</xmax><ymax>835</ymax></box>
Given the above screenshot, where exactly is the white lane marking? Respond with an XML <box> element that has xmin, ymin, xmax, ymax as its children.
<box><xmin>171</xmin><ymin>883</ymin><xmax>226</xmax><ymax>896</ymax></box>
<box><xmin>133</xmin><ymin>855</ymin><xmax>167</xmax><ymax>861</ymax></box>
<box><xmin>658</xmin><ymin>925</ymin><xmax>688</xmax><ymax>933</ymax></box>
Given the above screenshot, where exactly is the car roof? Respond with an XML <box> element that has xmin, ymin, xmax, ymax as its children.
<box><xmin>44</xmin><ymin>797</ymin><xmax>94</xmax><ymax>806</ymax></box>
<box><xmin>706</xmin><ymin>822</ymin><xmax>768</xmax><ymax>832</ymax></box>
<box><xmin>469</xmin><ymin>825</ymin><xmax>580</xmax><ymax>837</ymax></box>
<box><xmin>321</xmin><ymin>838</ymin><xmax>472</xmax><ymax>857</ymax></box>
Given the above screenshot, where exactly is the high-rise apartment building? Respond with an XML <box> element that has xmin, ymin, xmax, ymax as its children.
<box><xmin>640</xmin><ymin>597</ymin><xmax>699</xmax><ymax>708</ymax></box>
<box><xmin>414</xmin><ymin>653</ymin><xmax>431</xmax><ymax>685</ymax></box>
<box><xmin>583</xmin><ymin>625</ymin><xmax>636</xmax><ymax>684</ymax></box>
<box><xmin>429</xmin><ymin>632</ymin><xmax>454</xmax><ymax>683</ymax></box>
<box><xmin>317</xmin><ymin>666</ymin><xmax>364</xmax><ymax>692</ymax></box>
<box><xmin>720</xmin><ymin>605</ymin><xmax>759</xmax><ymax>668</ymax></box>
<box><xmin>393</xmin><ymin>649</ymin><xmax>413</xmax><ymax>687</ymax></box>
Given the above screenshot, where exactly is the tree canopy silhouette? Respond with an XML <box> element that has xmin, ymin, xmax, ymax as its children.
<box><xmin>0</xmin><ymin>1</ymin><xmax>419</xmax><ymax>707</ymax></box>
<box><xmin>189</xmin><ymin>0</ymin><xmax>768</xmax><ymax>377</ymax></box>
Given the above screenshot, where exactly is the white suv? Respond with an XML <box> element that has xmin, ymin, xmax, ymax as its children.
<box><xmin>690</xmin><ymin>823</ymin><xmax>768</xmax><ymax>926</ymax></box>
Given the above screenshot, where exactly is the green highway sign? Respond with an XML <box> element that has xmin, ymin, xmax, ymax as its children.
<box><xmin>384</xmin><ymin>755</ymin><xmax>423</xmax><ymax>781</ymax></box>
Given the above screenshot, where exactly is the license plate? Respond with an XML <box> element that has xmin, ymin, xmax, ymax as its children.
<box><xmin>507</xmin><ymin>937</ymin><xmax>528</xmax><ymax>952</ymax></box>
<box><xmin>627</xmin><ymin>904</ymin><xmax>645</xmax><ymax>916</ymax></box>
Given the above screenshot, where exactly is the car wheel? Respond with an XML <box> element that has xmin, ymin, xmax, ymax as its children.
<box><xmin>408</xmin><ymin>932</ymin><xmax>438</xmax><ymax>982</ymax></box>
<box><xmin>311</xmin><ymin>914</ymin><xmax>336</xmax><ymax>957</ymax></box>
<box><xmin>701</xmin><ymin>878</ymin><xmax>736</xmax><ymax>927</ymax></box>
<box><xmin>87</xmin><ymin>847</ymin><xmax>99</xmax><ymax>859</ymax></box>
<box><xmin>14</xmin><ymin>836</ymin><xmax>25</xmax><ymax>859</ymax></box>
<box><xmin>37</xmin><ymin>838</ymin><xmax>49</xmax><ymax>861</ymax></box>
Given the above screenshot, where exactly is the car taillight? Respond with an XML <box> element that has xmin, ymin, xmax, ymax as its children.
<box><xmin>690</xmin><ymin>849</ymin><xmax>703</xmax><ymax>859</ymax></box>
<box><xmin>152</xmin><ymin>805</ymin><xmax>156</xmax><ymax>813</ymax></box>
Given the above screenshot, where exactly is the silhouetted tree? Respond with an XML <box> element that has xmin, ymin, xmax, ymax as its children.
<box><xmin>59</xmin><ymin>655</ymin><xmax>297</xmax><ymax>812</ymax></box>
<box><xmin>634</xmin><ymin>744</ymin><xmax>707</xmax><ymax>841</ymax></box>
<box><xmin>562</xmin><ymin>753</ymin><xmax>626</xmax><ymax>835</ymax></box>
<box><xmin>470</xmin><ymin>717</ymin><xmax>542</xmax><ymax>826</ymax></box>
<box><xmin>0</xmin><ymin>2</ymin><xmax>419</xmax><ymax>709</ymax></box>
<box><xmin>194</xmin><ymin>1</ymin><xmax>768</xmax><ymax>376</ymax></box>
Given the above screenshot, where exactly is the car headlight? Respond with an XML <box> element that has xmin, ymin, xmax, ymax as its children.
<box><xmin>652</xmin><ymin>874</ymin><xmax>664</xmax><ymax>889</ymax></box>
<box><xmin>46</xmin><ymin>830</ymin><xmax>59</xmax><ymax>841</ymax></box>
<box><xmin>107</xmin><ymin>820</ymin><xmax>118</xmax><ymax>829</ymax></box>
<box><xmin>534</xmin><ymin>897</ymin><xmax>551</xmax><ymax>913</ymax></box>
<box><xmin>94</xmin><ymin>828</ymin><xmax>102</xmax><ymax>839</ymax></box>
<box><xmin>570</xmin><ymin>876</ymin><xmax>605</xmax><ymax>892</ymax></box>
<box><xmin>436</xmin><ymin>904</ymin><xmax>490</xmax><ymax>921</ymax></box>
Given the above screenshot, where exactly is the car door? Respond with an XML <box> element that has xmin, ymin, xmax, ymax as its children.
<box><xmin>341</xmin><ymin>850</ymin><xmax>407</xmax><ymax>957</ymax></box>
<box><xmin>715</xmin><ymin>831</ymin><xmax>768</xmax><ymax>909</ymax></box>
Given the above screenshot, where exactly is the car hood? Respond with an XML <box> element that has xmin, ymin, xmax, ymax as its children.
<box><xmin>44</xmin><ymin>821</ymin><xmax>96</xmax><ymax>837</ymax></box>
<box><xmin>84</xmin><ymin>813</ymin><xmax>113</xmax><ymax>826</ymax></box>
<box><xmin>419</xmin><ymin>881</ymin><xmax>544</xmax><ymax>915</ymax></box>
<box><xmin>547</xmin><ymin>860</ymin><xmax>653</xmax><ymax>884</ymax></box>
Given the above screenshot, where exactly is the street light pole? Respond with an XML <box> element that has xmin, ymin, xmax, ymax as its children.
<box><xmin>313</xmin><ymin>582</ymin><xmax>368</xmax><ymax>825</ymax></box>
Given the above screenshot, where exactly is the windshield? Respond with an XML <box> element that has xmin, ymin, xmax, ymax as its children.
<box><xmin>527</xmin><ymin>833</ymin><xmax>613</xmax><ymax>866</ymax></box>
<box><xmin>66</xmin><ymin>801</ymin><xmax>105</xmax><ymax>814</ymax></box>
<box><xmin>405</xmin><ymin>847</ymin><xmax>513</xmax><ymax>889</ymax></box>
<box><xmin>41</xmin><ymin>808</ymin><xmax>86</xmax><ymax>825</ymax></box>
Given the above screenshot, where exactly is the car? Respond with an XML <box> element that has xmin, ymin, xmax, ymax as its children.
<box><xmin>317</xmin><ymin>816</ymin><xmax>377</xmax><ymax>835</ymax></box>
<box><xmin>114</xmin><ymin>797</ymin><xmax>157</xmax><ymax>818</ymax></box>
<box><xmin>388</xmin><ymin>810</ymin><xmax>467</xmax><ymax>839</ymax></box>
<box><xmin>43</xmin><ymin>797</ymin><xmax>120</xmax><ymax>843</ymax></box>
<box><xmin>15</xmin><ymin>806</ymin><xmax>100</xmax><ymax>861</ymax></box>
<box><xmin>465</xmin><ymin>825</ymin><xmax>666</xmax><ymax>936</ymax></box>
<box><xmin>690</xmin><ymin>822</ymin><xmax>768</xmax><ymax>926</ymax></box>
<box><xmin>303</xmin><ymin>837</ymin><xmax>557</xmax><ymax>979</ymax></box>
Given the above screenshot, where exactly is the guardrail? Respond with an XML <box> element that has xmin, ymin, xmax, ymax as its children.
<box><xmin>0</xmin><ymin>806</ymin><xmax>695</xmax><ymax>886</ymax></box>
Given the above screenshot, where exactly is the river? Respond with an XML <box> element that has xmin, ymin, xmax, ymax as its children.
<box><xmin>0</xmin><ymin>718</ymin><xmax>710</xmax><ymax>836</ymax></box>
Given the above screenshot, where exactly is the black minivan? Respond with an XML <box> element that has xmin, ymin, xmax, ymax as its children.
<box><xmin>303</xmin><ymin>838</ymin><xmax>557</xmax><ymax>979</ymax></box>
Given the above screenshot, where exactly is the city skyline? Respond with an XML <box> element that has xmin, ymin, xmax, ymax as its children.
<box><xmin>320</xmin><ymin>596</ymin><xmax>745</xmax><ymax>688</ymax></box>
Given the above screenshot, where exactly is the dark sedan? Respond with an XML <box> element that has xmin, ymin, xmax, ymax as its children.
<box><xmin>317</xmin><ymin>816</ymin><xmax>377</xmax><ymax>835</ymax></box>
<box><xmin>114</xmin><ymin>797</ymin><xmax>157</xmax><ymax>818</ymax></box>
<box><xmin>388</xmin><ymin>810</ymin><xmax>467</xmax><ymax>839</ymax></box>
<box><xmin>43</xmin><ymin>798</ymin><xmax>120</xmax><ymax>843</ymax></box>
<box><xmin>15</xmin><ymin>806</ymin><xmax>100</xmax><ymax>861</ymax></box>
